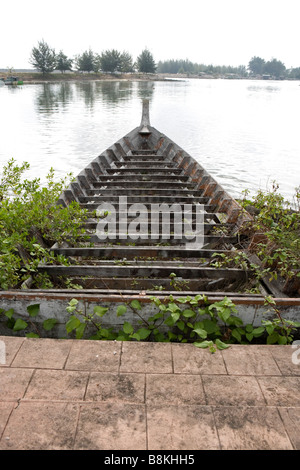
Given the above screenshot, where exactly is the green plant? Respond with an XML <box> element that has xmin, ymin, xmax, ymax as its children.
<box><xmin>1</xmin><ymin>293</ymin><xmax>298</xmax><ymax>349</ymax></box>
<box><xmin>239</xmin><ymin>182</ymin><xmax>300</xmax><ymax>290</ymax></box>
<box><xmin>0</xmin><ymin>158</ymin><xmax>89</xmax><ymax>289</ymax></box>
<box><xmin>262</xmin><ymin>296</ymin><xmax>300</xmax><ymax>344</ymax></box>
<box><xmin>0</xmin><ymin>304</ymin><xmax>57</xmax><ymax>337</ymax></box>
<box><xmin>169</xmin><ymin>272</ymin><xmax>190</xmax><ymax>291</ymax></box>
<box><xmin>63</xmin><ymin>293</ymin><xmax>300</xmax><ymax>351</ymax></box>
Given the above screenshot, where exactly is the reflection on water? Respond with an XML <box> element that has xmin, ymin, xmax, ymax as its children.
<box><xmin>247</xmin><ymin>84</ymin><xmax>280</xmax><ymax>93</ymax></box>
<box><xmin>0</xmin><ymin>79</ymin><xmax>299</xmax><ymax>201</ymax></box>
<box><xmin>35</xmin><ymin>83</ymin><xmax>74</xmax><ymax>113</ymax></box>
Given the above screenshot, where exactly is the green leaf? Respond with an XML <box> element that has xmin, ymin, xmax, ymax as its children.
<box><xmin>231</xmin><ymin>328</ymin><xmax>242</xmax><ymax>342</ymax></box>
<box><xmin>266</xmin><ymin>325</ymin><xmax>274</xmax><ymax>335</ymax></box>
<box><xmin>26</xmin><ymin>332</ymin><xmax>39</xmax><ymax>338</ymax></box>
<box><xmin>168</xmin><ymin>331</ymin><xmax>177</xmax><ymax>341</ymax></box>
<box><xmin>217</xmin><ymin>308</ymin><xmax>231</xmax><ymax>323</ymax></box>
<box><xmin>246</xmin><ymin>333</ymin><xmax>253</xmax><ymax>341</ymax></box>
<box><xmin>215</xmin><ymin>339</ymin><xmax>230</xmax><ymax>350</ymax></box>
<box><xmin>278</xmin><ymin>335</ymin><xmax>288</xmax><ymax>345</ymax></box>
<box><xmin>130</xmin><ymin>300</ymin><xmax>141</xmax><ymax>310</ymax></box>
<box><xmin>43</xmin><ymin>318</ymin><xmax>57</xmax><ymax>331</ymax></box>
<box><xmin>171</xmin><ymin>312</ymin><xmax>180</xmax><ymax>323</ymax></box>
<box><xmin>194</xmin><ymin>340</ymin><xmax>214</xmax><ymax>349</ymax></box>
<box><xmin>13</xmin><ymin>318</ymin><xmax>28</xmax><ymax>331</ymax></box>
<box><xmin>202</xmin><ymin>319</ymin><xmax>219</xmax><ymax>334</ymax></box>
<box><xmin>66</xmin><ymin>315</ymin><xmax>81</xmax><ymax>333</ymax></box>
<box><xmin>94</xmin><ymin>306</ymin><xmax>109</xmax><ymax>317</ymax></box>
<box><xmin>227</xmin><ymin>315</ymin><xmax>244</xmax><ymax>326</ymax></box>
<box><xmin>117</xmin><ymin>305</ymin><xmax>127</xmax><ymax>316</ymax></box>
<box><xmin>123</xmin><ymin>321</ymin><xmax>134</xmax><ymax>335</ymax></box>
<box><xmin>252</xmin><ymin>326</ymin><xmax>265</xmax><ymax>337</ymax></box>
<box><xmin>182</xmin><ymin>309</ymin><xmax>195</xmax><ymax>318</ymax></box>
<box><xmin>131</xmin><ymin>332</ymin><xmax>141</xmax><ymax>341</ymax></box>
<box><xmin>27</xmin><ymin>304</ymin><xmax>40</xmax><ymax>317</ymax></box>
<box><xmin>167</xmin><ymin>302</ymin><xmax>180</xmax><ymax>313</ymax></box>
<box><xmin>75</xmin><ymin>323</ymin><xmax>86</xmax><ymax>339</ymax></box>
<box><xmin>193</xmin><ymin>328</ymin><xmax>208</xmax><ymax>339</ymax></box>
<box><xmin>176</xmin><ymin>320</ymin><xmax>185</xmax><ymax>331</ymax></box>
<box><xmin>148</xmin><ymin>312</ymin><xmax>164</xmax><ymax>322</ymax></box>
<box><xmin>4</xmin><ymin>308</ymin><xmax>14</xmax><ymax>320</ymax></box>
<box><xmin>267</xmin><ymin>331</ymin><xmax>279</xmax><ymax>344</ymax></box>
<box><xmin>136</xmin><ymin>328</ymin><xmax>151</xmax><ymax>340</ymax></box>
<box><xmin>164</xmin><ymin>315</ymin><xmax>175</xmax><ymax>327</ymax></box>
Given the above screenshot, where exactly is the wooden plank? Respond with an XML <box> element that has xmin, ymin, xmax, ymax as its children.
<box><xmin>94</xmin><ymin>175</ymin><xmax>190</xmax><ymax>181</ymax></box>
<box><xmin>38</xmin><ymin>264</ymin><xmax>247</xmax><ymax>280</ymax></box>
<box><xmin>50</xmin><ymin>246</ymin><xmax>232</xmax><ymax>259</ymax></box>
<box><xmin>78</xmin><ymin>195</ymin><xmax>210</xmax><ymax>204</ymax></box>
<box><xmin>92</xmin><ymin>181</ymin><xmax>195</xmax><ymax>189</ymax></box>
<box><xmin>85</xmin><ymin>188</ymin><xmax>204</xmax><ymax>196</ymax></box>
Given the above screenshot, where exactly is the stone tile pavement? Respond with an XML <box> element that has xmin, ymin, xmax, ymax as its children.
<box><xmin>0</xmin><ymin>336</ymin><xmax>299</xmax><ymax>450</ymax></box>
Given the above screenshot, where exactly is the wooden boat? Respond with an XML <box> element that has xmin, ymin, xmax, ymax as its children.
<box><xmin>36</xmin><ymin>100</ymin><xmax>269</xmax><ymax>296</ymax></box>
<box><xmin>1</xmin><ymin>99</ymin><xmax>299</xmax><ymax>334</ymax></box>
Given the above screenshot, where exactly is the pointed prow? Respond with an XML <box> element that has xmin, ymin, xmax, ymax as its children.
<box><xmin>139</xmin><ymin>99</ymin><xmax>151</xmax><ymax>136</ymax></box>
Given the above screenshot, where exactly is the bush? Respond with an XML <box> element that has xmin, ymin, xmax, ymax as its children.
<box><xmin>0</xmin><ymin>158</ymin><xmax>88</xmax><ymax>289</ymax></box>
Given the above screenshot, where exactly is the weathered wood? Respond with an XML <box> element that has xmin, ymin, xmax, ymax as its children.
<box><xmin>246</xmin><ymin>252</ymin><xmax>289</xmax><ymax>298</ymax></box>
<box><xmin>29</xmin><ymin>226</ymin><xmax>49</xmax><ymax>248</ymax></box>
<box><xmin>78</xmin><ymin>195</ymin><xmax>210</xmax><ymax>204</ymax></box>
<box><xmin>36</xmin><ymin>99</ymin><xmax>268</xmax><ymax>299</ymax></box>
<box><xmin>38</xmin><ymin>264</ymin><xmax>247</xmax><ymax>280</ymax></box>
<box><xmin>50</xmin><ymin>246</ymin><xmax>231</xmax><ymax>259</ymax></box>
<box><xmin>85</xmin><ymin>188</ymin><xmax>204</xmax><ymax>197</ymax></box>
<box><xmin>16</xmin><ymin>244</ymin><xmax>31</xmax><ymax>265</ymax></box>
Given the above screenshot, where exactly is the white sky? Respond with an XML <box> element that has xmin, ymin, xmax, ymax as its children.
<box><xmin>1</xmin><ymin>0</ymin><xmax>300</xmax><ymax>69</ymax></box>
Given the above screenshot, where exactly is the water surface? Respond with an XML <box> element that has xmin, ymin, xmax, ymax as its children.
<box><xmin>0</xmin><ymin>78</ymin><xmax>299</xmax><ymax>202</ymax></box>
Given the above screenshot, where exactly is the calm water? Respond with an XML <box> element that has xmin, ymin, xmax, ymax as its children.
<box><xmin>0</xmin><ymin>78</ymin><xmax>299</xmax><ymax>202</ymax></box>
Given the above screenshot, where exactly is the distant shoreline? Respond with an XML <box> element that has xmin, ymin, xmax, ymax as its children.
<box><xmin>1</xmin><ymin>71</ymin><xmax>298</xmax><ymax>83</ymax></box>
<box><xmin>0</xmin><ymin>72</ymin><xmax>177</xmax><ymax>84</ymax></box>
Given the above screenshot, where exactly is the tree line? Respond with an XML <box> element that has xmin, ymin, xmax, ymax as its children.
<box><xmin>158</xmin><ymin>56</ymin><xmax>300</xmax><ymax>79</ymax></box>
<box><xmin>29</xmin><ymin>40</ymin><xmax>157</xmax><ymax>75</ymax></box>
<box><xmin>29</xmin><ymin>40</ymin><xmax>300</xmax><ymax>79</ymax></box>
<box><xmin>157</xmin><ymin>59</ymin><xmax>247</xmax><ymax>76</ymax></box>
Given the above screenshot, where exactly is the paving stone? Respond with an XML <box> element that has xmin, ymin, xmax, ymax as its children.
<box><xmin>278</xmin><ymin>407</ymin><xmax>300</xmax><ymax>450</ymax></box>
<box><xmin>221</xmin><ymin>345</ymin><xmax>282</xmax><ymax>376</ymax></box>
<box><xmin>0</xmin><ymin>337</ymin><xmax>298</xmax><ymax>451</ymax></box>
<box><xmin>120</xmin><ymin>342</ymin><xmax>172</xmax><ymax>373</ymax></box>
<box><xmin>74</xmin><ymin>403</ymin><xmax>147</xmax><ymax>450</ymax></box>
<box><xmin>202</xmin><ymin>375</ymin><xmax>265</xmax><ymax>406</ymax></box>
<box><xmin>24</xmin><ymin>369</ymin><xmax>89</xmax><ymax>401</ymax></box>
<box><xmin>85</xmin><ymin>372</ymin><xmax>145</xmax><ymax>403</ymax></box>
<box><xmin>172</xmin><ymin>343</ymin><xmax>226</xmax><ymax>374</ymax></box>
<box><xmin>147</xmin><ymin>405</ymin><xmax>220</xmax><ymax>450</ymax></box>
<box><xmin>269</xmin><ymin>345</ymin><xmax>300</xmax><ymax>376</ymax></box>
<box><xmin>0</xmin><ymin>402</ymin><xmax>79</xmax><ymax>450</ymax></box>
<box><xmin>0</xmin><ymin>368</ymin><xmax>34</xmax><ymax>400</ymax></box>
<box><xmin>213</xmin><ymin>406</ymin><xmax>293</xmax><ymax>450</ymax></box>
<box><xmin>257</xmin><ymin>376</ymin><xmax>300</xmax><ymax>406</ymax></box>
<box><xmin>65</xmin><ymin>340</ymin><xmax>121</xmax><ymax>372</ymax></box>
<box><xmin>11</xmin><ymin>338</ymin><xmax>72</xmax><ymax>369</ymax></box>
<box><xmin>0</xmin><ymin>402</ymin><xmax>14</xmax><ymax>436</ymax></box>
<box><xmin>146</xmin><ymin>373</ymin><xmax>205</xmax><ymax>405</ymax></box>
<box><xmin>0</xmin><ymin>336</ymin><xmax>24</xmax><ymax>367</ymax></box>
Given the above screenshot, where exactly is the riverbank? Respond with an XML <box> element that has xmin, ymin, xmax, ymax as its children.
<box><xmin>0</xmin><ymin>72</ymin><xmax>178</xmax><ymax>84</ymax></box>
<box><xmin>2</xmin><ymin>71</ymin><xmax>294</xmax><ymax>84</ymax></box>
